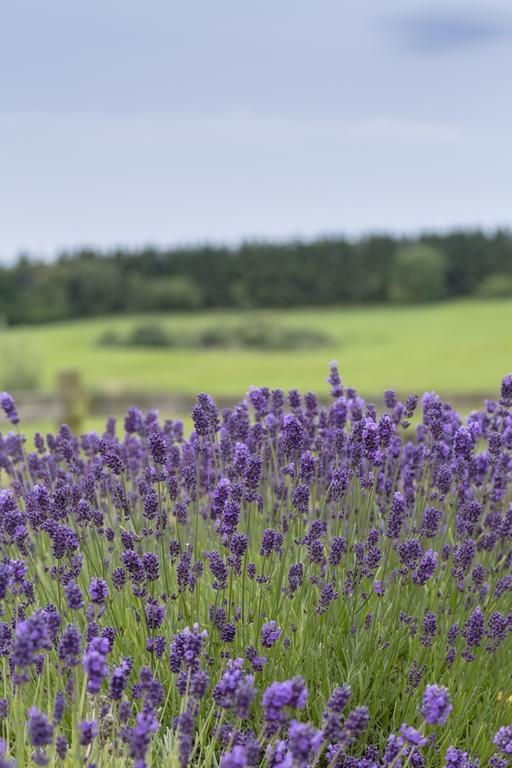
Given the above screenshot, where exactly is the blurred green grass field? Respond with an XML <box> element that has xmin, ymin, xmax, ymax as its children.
<box><xmin>1</xmin><ymin>298</ymin><xmax>511</xmax><ymax>399</ymax></box>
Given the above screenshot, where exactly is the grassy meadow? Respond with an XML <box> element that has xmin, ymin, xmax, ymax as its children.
<box><xmin>1</xmin><ymin>299</ymin><xmax>511</xmax><ymax>401</ymax></box>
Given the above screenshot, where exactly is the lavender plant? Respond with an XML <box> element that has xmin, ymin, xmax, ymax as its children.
<box><xmin>0</xmin><ymin>367</ymin><xmax>511</xmax><ymax>767</ymax></box>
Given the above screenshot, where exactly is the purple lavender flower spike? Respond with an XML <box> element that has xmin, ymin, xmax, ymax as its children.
<box><xmin>420</xmin><ymin>684</ymin><xmax>452</xmax><ymax>725</ymax></box>
<box><xmin>494</xmin><ymin>725</ymin><xmax>512</xmax><ymax>755</ymax></box>
<box><xmin>0</xmin><ymin>393</ymin><xmax>19</xmax><ymax>425</ymax></box>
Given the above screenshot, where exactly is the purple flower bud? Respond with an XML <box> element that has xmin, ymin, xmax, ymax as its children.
<box><xmin>420</xmin><ymin>684</ymin><xmax>452</xmax><ymax>725</ymax></box>
<box><xmin>494</xmin><ymin>725</ymin><xmax>512</xmax><ymax>755</ymax></box>
<box><xmin>28</xmin><ymin>708</ymin><xmax>53</xmax><ymax>747</ymax></box>
<box><xmin>260</xmin><ymin>621</ymin><xmax>281</xmax><ymax>648</ymax></box>
<box><xmin>82</xmin><ymin>637</ymin><xmax>110</xmax><ymax>694</ymax></box>
<box><xmin>400</xmin><ymin>723</ymin><xmax>426</xmax><ymax>746</ymax></box>
<box><xmin>78</xmin><ymin>720</ymin><xmax>98</xmax><ymax>746</ymax></box>
<box><xmin>0</xmin><ymin>393</ymin><xmax>19</xmax><ymax>425</ymax></box>
<box><xmin>89</xmin><ymin>578</ymin><xmax>108</xmax><ymax>605</ymax></box>
<box><xmin>500</xmin><ymin>374</ymin><xmax>512</xmax><ymax>406</ymax></box>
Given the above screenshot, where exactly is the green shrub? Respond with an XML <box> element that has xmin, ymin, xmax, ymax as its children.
<box><xmin>0</xmin><ymin>337</ymin><xmax>42</xmax><ymax>390</ymax></box>
<box><xmin>96</xmin><ymin>320</ymin><xmax>332</xmax><ymax>351</ymax></box>
<box><xmin>130</xmin><ymin>276</ymin><xmax>203</xmax><ymax>311</ymax></box>
<box><xmin>476</xmin><ymin>272</ymin><xmax>512</xmax><ymax>298</ymax></box>
<box><xmin>97</xmin><ymin>330</ymin><xmax>123</xmax><ymax>346</ymax></box>
<box><xmin>387</xmin><ymin>244</ymin><xmax>448</xmax><ymax>303</ymax></box>
<box><xmin>127</xmin><ymin>324</ymin><xmax>173</xmax><ymax>347</ymax></box>
<box><xmin>231</xmin><ymin>322</ymin><xmax>331</xmax><ymax>350</ymax></box>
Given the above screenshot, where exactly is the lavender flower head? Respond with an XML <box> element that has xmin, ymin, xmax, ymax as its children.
<box><xmin>400</xmin><ymin>723</ymin><xmax>427</xmax><ymax>746</ymax></box>
<box><xmin>494</xmin><ymin>725</ymin><xmax>512</xmax><ymax>755</ymax></box>
<box><xmin>260</xmin><ymin>620</ymin><xmax>281</xmax><ymax>648</ymax></box>
<box><xmin>500</xmin><ymin>374</ymin><xmax>512</xmax><ymax>406</ymax></box>
<box><xmin>82</xmin><ymin>636</ymin><xmax>110</xmax><ymax>694</ymax></box>
<box><xmin>221</xmin><ymin>745</ymin><xmax>248</xmax><ymax>768</ymax></box>
<box><xmin>28</xmin><ymin>708</ymin><xmax>53</xmax><ymax>747</ymax></box>
<box><xmin>444</xmin><ymin>746</ymin><xmax>470</xmax><ymax>768</ymax></box>
<box><xmin>78</xmin><ymin>720</ymin><xmax>98</xmax><ymax>746</ymax></box>
<box><xmin>420</xmin><ymin>684</ymin><xmax>452</xmax><ymax>726</ymax></box>
<box><xmin>89</xmin><ymin>577</ymin><xmax>108</xmax><ymax>605</ymax></box>
<box><xmin>0</xmin><ymin>393</ymin><xmax>19</xmax><ymax>425</ymax></box>
<box><xmin>262</xmin><ymin>677</ymin><xmax>308</xmax><ymax>733</ymax></box>
<box><xmin>327</xmin><ymin>362</ymin><xmax>343</xmax><ymax>398</ymax></box>
<box><xmin>213</xmin><ymin>658</ymin><xmax>255</xmax><ymax>719</ymax></box>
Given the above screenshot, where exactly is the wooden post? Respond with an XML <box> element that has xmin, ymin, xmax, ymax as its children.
<box><xmin>57</xmin><ymin>370</ymin><xmax>86</xmax><ymax>433</ymax></box>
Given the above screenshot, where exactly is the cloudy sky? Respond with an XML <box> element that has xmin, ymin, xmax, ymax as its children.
<box><xmin>0</xmin><ymin>0</ymin><xmax>511</xmax><ymax>260</ymax></box>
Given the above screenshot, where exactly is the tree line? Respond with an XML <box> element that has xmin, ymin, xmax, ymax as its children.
<box><xmin>1</xmin><ymin>230</ymin><xmax>511</xmax><ymax>324</ymax></box>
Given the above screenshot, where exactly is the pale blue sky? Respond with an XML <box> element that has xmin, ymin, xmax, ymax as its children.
<box><xmin>0</xmin><ymin>0</ymin><xmax>511</xmax><ymax>260</ymax></box>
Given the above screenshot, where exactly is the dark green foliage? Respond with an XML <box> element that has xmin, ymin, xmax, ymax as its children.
<box><xmin>98</xmin><ymin>320</ymin><xmax>332</xmax><ymax>351</ymax></box>
<box><xmin>477</xmin><ymin>272</ymin><xmax>512</xmax><ymax>298</ymax></box>
<box><xmin>126</xmin><ymin>324</ymin><xmax>172</xmax><ymax>348</ymax></box>
<box><xmin>387</xmin><ymin>245</ymin><xmax>448</xmax><ymax>303</ymax></box>
<box><xmin>0</xmin><ymin>336</ymin><xmax>42</xmax><ymax>390</ymax></box>
<box><xmin>1</xmin><ymin>230</ymin><xmax>511</xmax><ymax>324</ymax></box>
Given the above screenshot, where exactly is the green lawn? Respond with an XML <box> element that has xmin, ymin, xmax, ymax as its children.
<box><xmin>1</xmin><ymin>299</ymin><xmax>512</xmax><ymax>400</ymax></box>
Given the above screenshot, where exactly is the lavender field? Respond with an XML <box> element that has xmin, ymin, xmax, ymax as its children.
<box><xmin>0</xmin><ymin>364</ymin><xmax>511</xmax><ymax>767</ymax></box>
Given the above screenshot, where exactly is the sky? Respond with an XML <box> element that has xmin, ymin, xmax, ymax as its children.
<box><xmin>0</xmin><ymin>0</ymin><xmax>511</xmax><ymax>260</ymax></box>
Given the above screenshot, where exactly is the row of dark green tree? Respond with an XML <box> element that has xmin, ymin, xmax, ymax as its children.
<box><xmin>1</xmin><ymin>230</ymin><xmax>512</xmax><ymax>324</ymax></box>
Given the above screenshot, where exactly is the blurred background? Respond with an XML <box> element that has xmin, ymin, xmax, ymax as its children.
<box><xmin>1</xmin><ymin>0</ymin><xmax>511</xmax><ymax>434</ymax></box>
